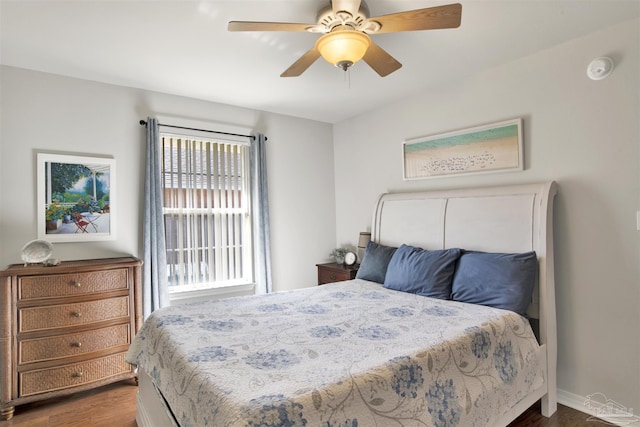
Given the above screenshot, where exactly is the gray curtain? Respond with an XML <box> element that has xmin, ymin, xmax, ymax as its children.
<box><xmin>143</xmin><ymin>117</ymin><xmax>169</xmax><ymax>317</ymax></box>
<box><xmin>251</xmin><ymin>133</ymin><xmax>272</xmax><ymax>294</ymax></box>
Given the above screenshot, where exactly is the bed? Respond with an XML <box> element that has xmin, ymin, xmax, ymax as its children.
<box><xmin>126</xmin><ymin>181</ymin><xmax>557</xmax><ymax>426</ymax></box>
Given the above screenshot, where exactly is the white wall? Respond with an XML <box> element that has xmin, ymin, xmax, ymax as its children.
<box><xmin>333</xmin><ymin>18</ymin><xmax>640</xmax><ymax>413</ymax></box>
<box><xmin>0</xmin><ymin>66</ymin><xmax>335</xmax><ymax>291</ymax></box>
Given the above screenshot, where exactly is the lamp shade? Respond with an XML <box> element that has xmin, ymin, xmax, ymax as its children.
<box><xmin>357</xmin><ymin>232</ymin><xmax>371</xmax><ymax>264</ymax></box>
<box><xmin>316</xmin><ymin>29</ymin><xmax>371</xmax><ymax>69</ymax></box>
<box><xmin>358</xmin><ymin>232</ymin><xmax>372</xmax><ymax>248</ymax></box>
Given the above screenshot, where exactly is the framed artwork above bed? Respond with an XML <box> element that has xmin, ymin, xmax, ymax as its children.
<box><xmin>403</xmin><ymin>118</ymin><xmax>523</xmax><ymax>180</ymax></box>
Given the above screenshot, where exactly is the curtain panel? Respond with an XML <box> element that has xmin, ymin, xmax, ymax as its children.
<box><xmin>143</xmin><ymin>117</ymin><xmax>170</xmax><ymax>318</ymax></box>
<box><xmin>251</xmin><ymin>133</ymin><xmax>272</xmax><ymax>294</ymax></box>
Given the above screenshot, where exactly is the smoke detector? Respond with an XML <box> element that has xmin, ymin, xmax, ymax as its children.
<box><xmin>587</xmin><ymin>57</ymin><xmax>614</xmax><ymax>81</ymax></box>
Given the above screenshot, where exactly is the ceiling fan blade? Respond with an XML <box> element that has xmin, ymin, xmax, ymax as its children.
<box><xmin>362</xmin><ymin>41</ymin><xmax>402</xmax><ymax>77</ymax></box>
<box><xmin>228</xmin><ymin>21</ymin><xmax>316</xmax><ymax>32</ymax></box>
<box><xmin>281</xmin><ymin>47</ymin><xmax>322</xmax><ymax>77</ymax></box>
<box><xmin>332</xmin><ymin>0</ymin><xmax>362</xmax><ymax>17</ymax></box>
<box><xmin>368</xmin><ymin>3</ymin><xmax>462</xmax><ymax>34</ymax></box>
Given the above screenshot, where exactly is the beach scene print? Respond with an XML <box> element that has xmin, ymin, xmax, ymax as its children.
<box><xmin>403</xmin><ymin>120</ymin><xmax>522</xmax><ymax>179</ymax></box>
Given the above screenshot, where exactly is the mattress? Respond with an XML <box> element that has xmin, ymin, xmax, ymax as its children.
<box><xmin>126</xmin><ymin>279</ymin><xmax>544</xmax><ymax>426</ymax></box>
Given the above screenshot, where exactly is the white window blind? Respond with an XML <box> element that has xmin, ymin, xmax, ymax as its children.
<box><xmin>161</xmin><ymin>134</ymin><xmax>252</xmax><ymax>293</ymax></box>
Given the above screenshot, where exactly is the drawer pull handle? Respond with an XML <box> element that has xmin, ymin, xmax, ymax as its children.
<box><xmin>72</xmin><ymin>342</ymin><xmax>82</xmax><ymax>348</ymax></box>
<box><xmin>330</xmin><ymin>274</ymin><xmax>336</xmax><ymax>280</ymax></box>
<box><xmin>72</xmin><ymin>371</ymin><xmax>84</xmax><ymax>378</ymax></box>
<box><xmin>73</xmin><ymin>282</ymin><xmax>82</xmax><ymax>288</ymax></box>
<box><xmin>71</xmin><ymin>311</ymin><xmax>82</xmax><ymax>318</ymax></box>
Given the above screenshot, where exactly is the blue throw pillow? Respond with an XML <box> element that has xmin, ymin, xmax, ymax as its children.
<box><xmin>451</xmin><ymin>251</ymin><xmax>538</xmax><ymax>315</ymax></box>
<box><xmin>383</xmin><ymin>244</ymin><xmax>462</xmax><ymax>299</ymax></box>
<box><xmin>355</xmin><ymin>241</ymin><xmax>397</xmax><ymax>283</ymax></box>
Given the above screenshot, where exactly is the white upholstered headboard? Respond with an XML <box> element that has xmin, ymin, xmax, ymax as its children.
<box><xmin>371</xmin><ymin>181</ymin><xmax>558</xmax><ymax>416</ymax></box>
<box><xmin>371</xmin><ymin>181</ymin><xmax>557</xmax><ymax>322</ymax></box>
<box><xmin>369</xmin><ymin>181</ymin><xmax>558</xmax><ymax>418</ymax></box>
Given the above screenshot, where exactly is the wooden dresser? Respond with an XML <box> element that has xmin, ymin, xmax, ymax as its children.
<box><xmin>0</xmin><ymin>257</ymin><xmax>142</xmax><ymax>420</ymax></box>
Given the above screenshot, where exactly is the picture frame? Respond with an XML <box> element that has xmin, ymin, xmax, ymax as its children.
<box><xmin>403</xmin><ymin>118</ymin><xmax>523</xmax><ymax>180</ymax></box>
<box><xmin>37</xmin><ymin>153</ymin><xmax>116</xmax><ymax>242</ymax></box>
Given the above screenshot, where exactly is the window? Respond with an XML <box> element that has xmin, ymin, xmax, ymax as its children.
<box><xmin>161</xmin><ymin>134</ymin><xmax>253</xmax><ymax>294</ymax></box>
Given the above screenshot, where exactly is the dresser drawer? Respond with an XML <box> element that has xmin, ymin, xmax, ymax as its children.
<box><xmin>18</xmin><ymin>324</ymin><xmax>131</xmax><ymax>364</ymax></box>
<box><xmin>317</xmin><ymin>263</ymin><xmax>359</xmax><ymax>285</ymax></box>
<box><xmin>18</xmin><ymin>296</ymin><xmax>130</xmax><ymax>333</ymax></box>
<box><xmin>19</xmin><ymin>352</ymin><xmax>132</xmax><ymax>397</ymax></box>
<box><xmin>19</xmin><ymin>269</ymin><xmax>129</xmax><ymax>300</ymax></box>
<box><xmin>318</xmin><ymin>268</ymin><xmax>351</xmax><ymax>284</ymax></box>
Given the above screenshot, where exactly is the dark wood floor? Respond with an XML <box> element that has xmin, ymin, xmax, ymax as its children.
<box><xmin>4</xmin><ymin>380</ymin><xmax>137</xmax><ymax>427</ymax></box>
<box><xmin>3</xmin><ymin>380</ymin><xmax>609</xmax><ymax>426</ymax></box>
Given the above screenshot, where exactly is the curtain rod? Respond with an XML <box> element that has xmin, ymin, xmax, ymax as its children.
<box><xmin>138</xmin><ymin>120</ymin><xmax>266</xmax><ymax>141</ymax></box>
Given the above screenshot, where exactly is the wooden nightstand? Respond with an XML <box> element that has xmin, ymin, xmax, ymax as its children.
<box><xmin>316</xmin><ymin>262</ymin><xmax>359</xmax><ymax>285</ymax></box>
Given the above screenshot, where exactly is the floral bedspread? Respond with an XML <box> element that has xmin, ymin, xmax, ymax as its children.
<box><xmin>126</xmin><ymin>280</ymin><xmax>544</xmax><ymax>427</ymax></box>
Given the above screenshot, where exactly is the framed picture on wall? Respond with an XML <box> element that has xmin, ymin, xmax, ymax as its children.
<box><xmin>403</xmin><ymin>118</ymin><xmax>523</xmax><ymax>180</ymax></box>
<box><xmin>37</xmin><ymin>153</ymin><xmax>116</xmax><ymax>242</ymax></box>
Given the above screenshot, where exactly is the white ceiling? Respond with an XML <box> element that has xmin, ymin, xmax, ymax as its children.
<box><xmin>1</xmin><ymin>0</ymin><xmax>638</xmax><ymax>124</ymax></box>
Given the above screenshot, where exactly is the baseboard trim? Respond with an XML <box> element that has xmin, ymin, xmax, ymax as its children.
<box><xmin>557</xmin><ymin>389</ymin><xmax>639</xmax><ymax>426</ymax></box>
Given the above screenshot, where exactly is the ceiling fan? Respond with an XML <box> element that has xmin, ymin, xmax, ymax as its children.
<box><xmin>228</xmin><ymin>0</ymin><xmax>462</xmax><ymax>77</ymax></box>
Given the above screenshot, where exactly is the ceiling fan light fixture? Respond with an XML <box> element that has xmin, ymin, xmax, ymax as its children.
<box><xmin>316</xmin><ymin>29</ymin><xmax>371</xmax><ymax>70</ymax></box>
<box><xmin>230</xmin><ymin>2</ymin><xmax>462</xmax><ymax>77</ymax></box>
